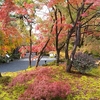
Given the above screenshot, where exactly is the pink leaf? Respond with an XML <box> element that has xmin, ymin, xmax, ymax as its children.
<box><xmin>81</xmin><ymin>12</ymin><xmax>88</xmax><ymax>17</ymax></box>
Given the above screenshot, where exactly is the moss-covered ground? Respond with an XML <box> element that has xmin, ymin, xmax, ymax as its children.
<box><xmin>0</xmin><ymin>64</ymin><xmax>100</xmax><ymax>100</ymax></box>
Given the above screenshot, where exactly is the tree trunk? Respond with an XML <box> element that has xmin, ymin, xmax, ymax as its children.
<box><xmin>0</xmin><ymin>73</ymin><xmax>2</xmax><ymax>77</ymax></box>
<box><xmin>56</xmin><ymin>50</ymin><xmax>60</xmax><ymax>66</ymax></box>
<box><xmin>65</xmin><ymin>31</ymin><xmax>73</xmax><ymax>72</ymax></box>
<box><xmin>35</xmin><ymin>53</ymin><xmax>42</xmax><ymax>67</ymax></box>
<box><xmin>66</xmin><ymin>44</ymin><xmax>77</xmax><ymax>72</ymax></box>
<box><xmin>29</xmin><ymin>24</ymin><xmax>32</xmax><ymax>67</ymax></box>
<box><xmin>66</xmin><ymin>25</ymin><xmax>81</xmax><ymax>72</ymax></box>
<box><xmin>56</xmin><ymin>43</ymin><xmax>65</xmax><ymax>66</ymax></box>
<box><xmin>65</xmin><ymin>34</ymin><xmax>70</xmax><ymax>59</ymax></box>
<box><xmin>35</xmin><ymin>38</ymin><xmax>50</xmax><ymax>67</ymax></box>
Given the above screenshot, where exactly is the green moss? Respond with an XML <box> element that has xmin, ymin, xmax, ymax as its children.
<box><xmin>89</xmin><ymin>67</ymin><xmax>100</xmax><ymax>76</ymax></box>
<box><xmin>0</xmin><ymin>65</ymin><xmax>100</xmax><ymax>100</ymax></box>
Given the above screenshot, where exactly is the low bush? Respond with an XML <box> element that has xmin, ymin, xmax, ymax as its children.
<box><xmin>19</xmin><ymin>79</ymin><xmax>70</xmax><ymax>100</ymax></box>
<box><xmin>9</xmin><ymin>67</ymin><xmax>71</xmax><ymax>100</ymax></box>
<box><xmin>73</xmin><ymin>52</ymin><xmax>97</xmax><ymax>73</ymax></box>
<box><xmin>10</xmin><ymin>53</ymin><xmax>20</xmax><ymax>60</ymax></box>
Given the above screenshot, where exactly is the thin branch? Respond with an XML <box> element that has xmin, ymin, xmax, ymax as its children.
<box><xmin>82</xmin><ymin>24</ymin><xmax>100</xmax><ymax>28</ymax></box>
<box><xmin>58</xmin><ymin>9</ymin><xmax>63</xmax><ymax>35</ymax></box>
<box><xmin>84</xmin><ymin>3</ymin><xmax>93</xmax><ymax>12</ymax></box>
<box><xmin>67</xmin><ymin>0</ymin><xmax>78</xmax><ymax>11</ymax></box>
<box><xmin>59</xmin><ymin>43</ymin><xmax>65</xmax><ymax>51</ymax></box>
<box><xmin>82</xmin><ymin>13</ymin><xmax>99</xmax><ymax>26</ymax></box>
<box><xmin>67</xmin><ymin>1</ymin><xmax>74</xmax><ymax>24</ymax></box>
<box><xmin>35</xmin><ymin>38</ymin><xmax>50</xmax><ymax>67</ymax></box>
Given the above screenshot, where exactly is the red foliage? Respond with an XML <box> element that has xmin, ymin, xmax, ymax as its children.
<box><xmin>23</xmin><ymin>2</ymin><xmax>34</xmax><ymax>9</ymax></box>
<box><xmin>68</xmin><ymin>0</ymin><xmax>83</xmax><ymax>5</ymax></box>
<box><xmin>15</xmin><ymin>7</ymin><xmax>27</xmax><ymax>15</ymax></box>
<box><xmin>47</xmin><ymin>0</ymin><xmax>64</xmax><ymax>7</ymax></box>
<box><xmin>9</xmin><ymin>67</ymin><xmax>71</xmax><ymax>100</ymax></box>
<box><xmin>31</xmin><ymin>37</ymin><xmax>55</xmax><ymax>53</ymax></box>
<box><xmin>2</xmin><ymin>26</ymin><xmax>20</xmax><ymax>36</ymax></box>
<box><xmin>19</xmin><ymin>80</ymin><xmax>70</xmax><ymax>100</ymax></box>
<box><xmin>0</xmin><ymin>0</ymin><xmax>16</xmax><ymax>27</ymax></box>
<box><xmin>9</xmin><ymin>67</ymin><xmax>53</xmax><ymax>86</ymax></box>
<box><xmin>81</xmin><ymin>12</ymin><xmax>88</xmax><ymax>17</ymax></box>
<box><xmin>15</xmin><ymin>2</ymin><xmax>34</xmax><ymax>16</ymax></box>
<box><xmin>18</xmin><ymin>46</ymin><xmax>27</xmax><ymax>58</ymax></box>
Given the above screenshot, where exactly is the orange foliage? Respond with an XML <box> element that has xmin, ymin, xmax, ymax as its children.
<box><xmin>2</xmin><ymin>26</ymin><xmax>20</xmax><ymax>36</ymax></box>
<box><xmin>15</xmin><ymin>2</ymin><xmax>34</xmax><ymax>16</ymax></box>
<box><xmin>69</xmin><ymin>0</ymin><xmax>83</xmax><ymax>5</ymax></box>
<box><xmin>0</xmin><ymin>25</ymin><xmax>22</xmax><ymax>55</ymax></box>
<box><xmin>68</xmin><ymin>0</ymin><xmax>100</xmax><ymax>7</ymax></box>
<box><xmin>93</xmin><ymin>32</ymin><xmax>100</xmax><ymax>37</ymax></box>
<box><xmin>23</xmin><ymin>2</ymin><xmax>34</xmax><ymax>9</ymax></box>
<box><xmin>0</xmin><ymin>0</ymin><xmax>16</xmax><ymax>27</ymax></box>
<box><xmin>47</xmin><ymin>0</ymin><xmax>64</xmax><ymax>7</ymax></box>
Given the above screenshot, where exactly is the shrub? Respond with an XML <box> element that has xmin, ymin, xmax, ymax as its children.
<box><xmin>73</xmin><ymin>52</ymin><xmax>97</xmax><ymax>73</ymax></box>
<box><xmin>9</xmin><ymin>67</ymin><xmax>71</xmax><ymax>100</ymax></box>
<box><xmin>19</xmin><ymin>76</ymin><xmax>71</xmax><ymax>100</ymax></box>
<box><xmin>0</xmin><ymin>55</ymin><xmax>10</xmax><ymax>63</ymax></box>
<box><xmin>10</xmin><ymin>53</ymin><xmax>20</xmax><ymax>60</ymax></box>
<box><xmin>9</xmin><ymin>67</ymin><xmax>54</xmax><ymax>87</ymax></box>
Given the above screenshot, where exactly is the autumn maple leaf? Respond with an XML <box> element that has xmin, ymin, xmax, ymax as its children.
<box><xmin>81</xmin><ymin>12</ymin><xmax>88</xmax><ymax>17</ymax></box>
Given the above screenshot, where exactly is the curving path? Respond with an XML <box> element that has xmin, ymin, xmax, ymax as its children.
<box><xmin>0</xmin><ymin>54</ymin><xmax>56</xmax><ymax>72</ymax></box>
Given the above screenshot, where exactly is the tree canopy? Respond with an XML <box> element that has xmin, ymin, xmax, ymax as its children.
<box><xmin>0</xmin><ymin>0</ymin><xmax>100</xmax><ymax>71</ymax></box>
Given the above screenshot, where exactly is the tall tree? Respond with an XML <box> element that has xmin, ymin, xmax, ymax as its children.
<box><xmin>36</xmin><ymin>0</ymin><xmax>72</xmax><ymax>65</ymax></box>
<box><xmin>12</xmin><ymin>0</ymin><xmax>35</xmax><ymax>67</ymax></box>
<box><xmin>1</xmin><ymin>0</ymin><xmax>100</xmax><ymax>72</ymax></box>
<box><xmin>0</xmin><ymin>0</ymin><xmax>22</xmax><ymax>77</ymax></box>
<box><xmin>47</xmin><ymin>0</ymin><xmax>100</xmax><ymax>72</ymax></box>
<box><xmin>0</xmin><ymin>0</ymin><xmax>23</xmax><ymax>55</ymax></box>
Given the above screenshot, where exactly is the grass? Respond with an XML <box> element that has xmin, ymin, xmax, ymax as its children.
<box><xmin>0</xmin><ymin>65</ymin><xmax>100</xmax><ymax>100</ymax></box>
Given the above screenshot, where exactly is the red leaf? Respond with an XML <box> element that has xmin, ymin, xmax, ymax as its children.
<box><xmin>81</xmin><ymin>12</ymin><xmax>88</xmax><ymax>17</ymax></box>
